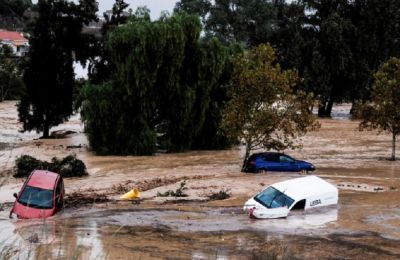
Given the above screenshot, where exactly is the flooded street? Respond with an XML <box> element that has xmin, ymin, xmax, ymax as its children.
<box><xmin>0</xmin><ymin>101</ymin><xmax>399</xmax><ymax>259</ymax></box>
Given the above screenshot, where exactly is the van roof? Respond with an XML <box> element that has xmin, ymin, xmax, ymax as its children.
<box><xmin>271</xmin><ymin>176</ymin><xmax>337</xmax><ymax>201</ymax></box>
<box><xmin>27</xmin><ymin>170</ymin><xmax>59</xmax><ymax>190</ymax></box>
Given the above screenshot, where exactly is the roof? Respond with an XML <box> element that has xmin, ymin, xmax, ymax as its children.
<box><xmin>0</xmin><ymin>30</ymin><xmax>28</xmax><ymax>42</ymax></box>
<box><xmin>27</xmin><ymin>170</ymin><xmax>59</xmax><ymax>190</ymax></box>
<box><xmin>272</xmin><ymin>176</ymin><xmax>337</xmax><ymax>201</ymax></box>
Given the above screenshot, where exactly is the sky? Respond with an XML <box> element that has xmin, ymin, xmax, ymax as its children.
<box><xmin>98</xmin><ymin>0</ymin><xmax>178</xmax><ymax>19</ymax></box>
<box><xmin>31</xmin><ymin>0</ymin><xmax>179</xmax><ymax>20</ymax></box>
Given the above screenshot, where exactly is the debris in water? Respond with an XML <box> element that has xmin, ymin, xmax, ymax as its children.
<box><xmin>64</xmin><ymin>191</ymin><xmax>109</xmax><ymax>208</ymax></box>
<box><xmin>27</xmin><ymin>233</ymin><xmax>39</xmax><ymax>243</ymax></box>
<box><xmin>120</xmin><ymin>188</ymin><xmax>141</xmax><ymax>200</ymax></box>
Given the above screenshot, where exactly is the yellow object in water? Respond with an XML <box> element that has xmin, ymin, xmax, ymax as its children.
<box><xmin>120</xmin><ymin>188</ymin><xmax>141</xmax><ymax>200</ymax></box>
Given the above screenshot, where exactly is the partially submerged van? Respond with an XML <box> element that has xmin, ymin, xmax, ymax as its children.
<box><xmin>243</xmin><ymin>176</ymin><xmax>338</xmax><ymax>219</ymax></box>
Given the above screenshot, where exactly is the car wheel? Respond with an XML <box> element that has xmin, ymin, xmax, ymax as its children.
<box><xmin>300</xmin><ymin>169</ymin><xmax>308</xmax><ymax>175</ymax></box>
<box><xmin>256</xmin><ymin>168</ymin><xmax>267</xmax><ymax>174</ymax></box>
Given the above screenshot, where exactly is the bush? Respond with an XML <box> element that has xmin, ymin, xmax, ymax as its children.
<box><xmin>13</xmin><ymin>155</ymin><xmax>87</xmax><ymax>178</ymax></box>
<box><xmin>207</xmin><ymin>189</ymin><xmax>231</xmax><ymax>200</ymax></box>
<box><xmin>157</xmin><ymin>181</ymin><xmax>188</xmax><ymax>197</ymax></box>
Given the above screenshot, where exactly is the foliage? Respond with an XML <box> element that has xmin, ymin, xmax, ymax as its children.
<box><xmin>0</xmin><ymin>45</ymin><xmax>25</xmax><ymax>101</ymax></box>
<box><xmin>174</xmin><ymin>0</ymin><xmax>211</xmax><ymax>24</ymax></box>
<box><xmin>0</xmin><ymin>0</ymin><xmax>31</xmax><ymax>16</ymax></box>
<box><xmin>221</xmin><ymin>43</ymin><xmax>319</xmax><ymax>168</ymax></box>
<box><xmin>13</xmin><ymin>154</ymin><xmax>87</xmax><ymax>178</ymax></box>
<box><xmin>17</xmin><ymin>0</ymin><xmax>97</xmax><ymax>138</ymax></box>
<box><xmin>0</xmin><ymin>0</ymin><xmax>32</xmax><ymax>30</ymax></box>
<box><xmin>88</xmin><ymin>0</ymin><xmax>130</xmax><ymax>85</ymax></box>
<box><xmin>157</xmin><ymin>181</ymin><xmax>188</xmax><ymax>197</ymax></box>
<box><xmin>176</xmin><ymin>0</ymin><xmax>400</xmax><ymax>117</ymax></box>
<box><xmin>207</xmin><ymin>188</ymin><xmax>231</xmax><ymax>200</ymax></box>
<box><xmin>81</xmin><ymin>12</ymin><xmax>230</xmax><ymax>155</ymax></box>
<box><xmin>356</xmin><ymin>57</ymin><xmax>400</xmax><ymax>161</ymax></box>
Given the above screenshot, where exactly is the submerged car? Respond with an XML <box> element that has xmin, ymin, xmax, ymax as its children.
<box><xmin>243</xmin><ymin>152</ymin><xmax>315</xmax><ymax>174</ymax></box>
<box><xmin>10</xmin><ymin>170</ymin><xmax>64</xmax><ymax>219</ymax></box>
<box><xmin>243</xmin><ymin>176</ymin><xmax>338</xmax><ymax>219</ymax></box>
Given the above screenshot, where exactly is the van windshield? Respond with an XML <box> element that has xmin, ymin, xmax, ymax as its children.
<box><xmin>18</xmin><ymin>186</ymin><xmax>53</xmax><ymax>209</ymax></box>
<box><xmin>254</xmin><ymin>187</ymin><xmax>294</xmax><ymax>209</ymax></box>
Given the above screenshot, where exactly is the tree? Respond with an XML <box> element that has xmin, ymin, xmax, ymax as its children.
<box><xmin>0</xmin><ymin>45</ymin><xmax>24</xmax><ymax>101</ymax></box>
<box><xmin>356</xmin><ymin>57</ymin><xmax>400</xmax><ymax>161</ymax></box>
<box><xmin>174</xmin><ymin>0</ymin><xmax>211</xmax><ymax>24</ymax></box>
<box><xmin>221</xmin><ymin>44</ymin><xmax>319</xmax><ymax>169</ymax></box>
<box><xmin>17</xmin><ymin>0</ymin><xmax>97</xmax><ymax>138</ymax></box>
<box><xmin>80</xmin><ymin>12</ymin><xmax>229</xmax><ymax>155</ymax></box>
<box><xmin>88</xmin><ymin>0</ymin><xmax>130</xmax><ymax>84</ymax></box>
<box><xmin>0</xmin><ymin>0</ymin><xmax>32</xmax><ymax>30</ymax></box>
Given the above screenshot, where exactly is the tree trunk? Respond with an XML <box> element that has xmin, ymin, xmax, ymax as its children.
<box><xmin>318</xmin><ymin>101</ymin><xmax>326</xmax><ymax>117</ymax></box>
<box><xmin>325</xmin><ymin>98</ymin><xmax>334</xmax><ymax>117</ymax></box>
<box><xmin>43</xmin><ymin>122</ymin><xmax>50</xmax><ymax>138</ymax></box>
<box><xmin>391</xmin><ymin>133</ymin><xmax>396</xmax><ymax>161</ymax></box>
<box><xmin>241</xmin><ymin>142</ymin><xmax>251</xmax><ymax>172</ymax></box>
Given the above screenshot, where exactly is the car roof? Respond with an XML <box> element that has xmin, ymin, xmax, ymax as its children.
<box><xmin>27</xmin><ymin>170</ymin><xmax>60</xmax><ymax>190</ymax></box>
<box><xmin>271</xmin><ymin>176</ymin><xmax>337</xmax><ymax>201</ymax></box>
<box><xmin>252</xmin><ymin>152</ymin><xmax>284</xmax><ymax>156</ymax></box>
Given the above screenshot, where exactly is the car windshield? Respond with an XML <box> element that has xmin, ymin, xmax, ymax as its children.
<box><xmin>254</xmin><ymin>186</ymin><xmax>294</xmax><ymax>209</ymax></box>
<box><xmin>18</xmin><ymin>186</ymin><xmax>53</xmax><ymax>209</ymax></box>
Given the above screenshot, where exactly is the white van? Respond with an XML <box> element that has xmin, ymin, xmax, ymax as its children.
<box><xmin>243</xmin><ymin>176</ymin><xmax>338</xmax><ymax>219</ymax></box>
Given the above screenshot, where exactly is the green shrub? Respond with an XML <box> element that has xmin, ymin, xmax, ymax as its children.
<box><xmin>207</xmin><ymin>189</ymin><xmax>231</xmax><ymax>200</ymax></box>
<box><xmin>157</xmin><ymin>181</ymin><xmax>188</xmax><ymax>197</ymax></box>
<box><xmin>13</xmin><ymin>155</ymin><xmax>87</xmax><ymax>178</ymax></box>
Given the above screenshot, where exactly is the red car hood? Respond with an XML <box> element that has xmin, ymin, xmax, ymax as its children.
<box><xmin>11</xmin><ymin>201</ymin><xmax>54</xmax><ymax>219</ymax></box>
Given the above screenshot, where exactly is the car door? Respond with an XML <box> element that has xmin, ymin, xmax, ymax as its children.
<box><xmin>54</xmin><ymin>180</ymin><xmax>64</xmax><ymax>211</ymax></box>
<box><xmin>279</xmin><ymin>155</ymin><xmax>297</xmax><ymax>171</ymax></box>
<box><xmin>261</xmin><ymin>154</ymin><xmax>281</xmax><ymax>171</ymax></box>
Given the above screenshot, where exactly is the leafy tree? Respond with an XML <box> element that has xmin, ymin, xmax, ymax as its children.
<box><xmin>174</xmin><ymin>0</ymin><xmax>211</xmax><ymax>24</ymax></box>
<box><xmin>356</xmin><ymin>57</ymin><xmax>400</xmax><ymax>161</ymax></box>
<box><xmin>205</xmin><ymin>0</ymin><xmax>279</xmax><ymax>46</ymax></box>
<box><xmin>349</xmin><ymin>0</ymin><xmax>400</xmax><ymax>104</ymax></box>
<box><xmin>88</xmin><ymin>0</ymin><xmax>130</xmax><ymax>84</ymax></box>
<box><xmin>0</xmin><ymin>0</ymin><xmax>32</xmax><ymax>30</ymax></box>
<box><xmin>0</xmin><ymin>45</ymin><xmax>24</xmax><ymax>101</ymax></box>
<box><xmin>80</xmin><ymin>12</ymin><xmax>229</xmax><ymax>155</ymax></box>
<box><xmin>0</xmin><ymin>0</ymin><xmax>32</xmax><ymax>16</ymax></box>
<box><xmin>221</xmin><ymin>44</ymin><xmax>319</xmax><ymax>169</ymax></box>
<box><xmin>17</xmin><ymin>0</ymin><xmax>97</xmax><ymax>138</ymax></box>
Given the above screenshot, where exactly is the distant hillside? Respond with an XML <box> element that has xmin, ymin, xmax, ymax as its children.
<box><xmin>0</xmin><ymin>0</ymin><xmax>32</xmax><ymax>31</ymax></box>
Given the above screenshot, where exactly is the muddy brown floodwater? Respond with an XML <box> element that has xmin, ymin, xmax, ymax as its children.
<box><xmin>0</xmin><ymin>101</ymin><xmax>399</xmax><ymax>259</ymax></box>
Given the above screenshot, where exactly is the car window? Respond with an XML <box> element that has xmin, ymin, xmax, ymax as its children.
<box><xmin>263</xmin><ymin>154</ymin><xmax>272</xmax><ymax>161</ymax></box>
<box><xmin>18</xmin><ymin>186</ymin><xmax>53</xmax><ymax>209</ymax></box>
<box><xmin>263</xmin><ymin>154</ymin><xmax>279</xmax><ymax>162</ymax></box>
<box><xmin>272</xmin><ymin>154</ymin><xmax>280</xmax><ymax>162</ymax></box>
<box><xmin>280</xmin><ymin>155</ymin><xmax>294</xmax><ymax>163</ymax></box>
<box><xmin>254</xmin><ymin>187</ymin><xmax>294</xmax><ymax>208</ymax></box>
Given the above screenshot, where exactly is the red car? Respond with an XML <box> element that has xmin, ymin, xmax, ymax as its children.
<box><xmin>10</xmin><ymin>170</ymin><xmax>64</xmax><ymax>219</ymax></box>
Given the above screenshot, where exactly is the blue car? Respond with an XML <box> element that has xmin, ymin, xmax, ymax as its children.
<box><xmin>243</xmin><ymin>152</ymin><xmax>315</xmax><ymax>174</ymax></box>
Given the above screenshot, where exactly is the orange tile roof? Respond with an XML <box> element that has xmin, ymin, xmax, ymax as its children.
<box><xmin>0</xmin><ymin>30</ymin><xmax>28</xmax><ymax>42</ymax></box>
